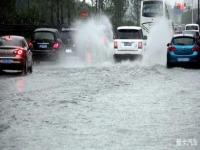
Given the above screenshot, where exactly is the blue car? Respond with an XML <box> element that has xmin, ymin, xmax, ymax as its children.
<box><xmin>167</xmin><ymin>34</ymin><xmax>200</xmax><ymax>68</ymax></box>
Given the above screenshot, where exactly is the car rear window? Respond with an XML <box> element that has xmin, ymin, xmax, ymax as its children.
<box><xmin>173</xmin><ymin>37</ymin><xmax>195</xmax><ymax>45</ymax></box>
<box><xmin>0</xmin><ymin>37</ymin><xmax>22</xmax><ymax>47</ymax></box>
<box><xmin>61</xmin><ymin>30</ymin><xmax>76</xmax><ymax>38</ymax></box>
<box><xmin>117</xmin><ymin>29</ymin><xmax>142</xmax><ymax>39</ymax></box>
<box><xmin>34</xmin><ymin>32</ymin><xmax>55</xmax><ymax>40</ymax></box>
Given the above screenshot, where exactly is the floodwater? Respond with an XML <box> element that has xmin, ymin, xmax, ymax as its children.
<box><xmin>0</xmin><ymin>61</ymin><xmax>200</xmax><ymax>150</ymax></box>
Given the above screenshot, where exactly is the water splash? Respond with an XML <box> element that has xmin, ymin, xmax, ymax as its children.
<box><xmin>73</xmin><ymin>15</ymin><xmax>114</xmax><ymax>64</ymax></box>
<box><xmin>142</xmin><ymin>18</ymin><xmax>173</xmax><ymax>66</ymax></box>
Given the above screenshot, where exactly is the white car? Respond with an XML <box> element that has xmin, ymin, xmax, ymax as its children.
<box><xmin>185</xmin><ymin>24</ymin><xmax>199</xmax><ymax>32</ymax></box>
<box><xmin>113</xmin><ymin>26</ymin><xmax>145</xmax><ymax>61</ymax></box>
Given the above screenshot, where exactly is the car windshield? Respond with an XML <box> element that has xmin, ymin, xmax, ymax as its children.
<box><xmin>186</xmin><ymin>26</ymin><xmax>199</xmax><ymax>31</ymax></box>
<box><xmin>117</xmin><ymin>29</ymin><xmax>142</xmax><ymax>39</ymax></box>
<box><xmin>143</xmin><ymin>1</ymin><xmax>163</xmax><ymax>17</ymax></box>
<box><xmin>173</xmin><ymin>37</ymin><xmax>195</xmax><ymax>45</ymax></box>
<box><xmin>0</xmin><ymin>37</ymin><xmax>22</xmax><ymax>47</ymax></box>
<box><xmin>34</xmin><ymin>32</ymin><xmax>55</xmax><ymax>40</ymax></box>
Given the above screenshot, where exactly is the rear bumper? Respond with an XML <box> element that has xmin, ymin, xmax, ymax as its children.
<box><xmin>114</xmin><ymin>49</ymin><xmax>143</xmax><ymax>55</ymax></box>
<box><xmin>31</xmin><ymin>49</ymin><xmax>58</xmax><ymax>55</ymax></box>
<box><xmin>167</xmin><ymin>52</ymin><xmax>200</xmax><ymax>64</ymax></box>
<box><xmin>31</xmin><ymin>49</ymin><xmax>59</xmax><ymax>59</ymax></box>
<box><xmin>0</xmin><ymin>58</ymin><xmax>24</xmax><ymax>70</ymax></box>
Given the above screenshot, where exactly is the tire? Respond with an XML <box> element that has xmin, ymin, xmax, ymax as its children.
<box><xmin>29</xmin><ymin>64</ymin><xmax>33</xmax><ymax>73</ymax></box>
<box><xmin>167</xmin><ymin>61</ymin><xmax>173</xmax><ymax>68</ymax></box>
<box><xmin>22</xmin><ymin>61</ymin><xmax>28</xmax><ymax>75</ymax></box>
<box><xmin>113</xmin><ymin>55</ymin><xmax>120</xmax><ymax>63</ymax></box>
<box><xmin>29</xmin><ymin>59</ymin><xmax>33</xmax><ymax>73</ymax></box>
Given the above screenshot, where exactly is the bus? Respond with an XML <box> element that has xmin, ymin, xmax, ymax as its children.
<box><xmin>140</xmin><ymin>0</ymin><xmax>171</xmax><ymax>37</ymax></box>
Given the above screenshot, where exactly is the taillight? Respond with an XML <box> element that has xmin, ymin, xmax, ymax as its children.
<box><xmin>192</xmin><ymin>45</ymin><xmax>200</xmax><ymax>51</ymax></box>
<box><xmin>14</xmin><ymin>49</ymin><xmax>24</xmax><ymax>55</ymax></box>
<box><xmin>53</xmin><ymin>42</ymin><xmax>60</xmax><ymax>49</ymax></box>
<box><xmin>114</xmin><ymin>41</ymin><xmax>118</xmax><ymax>49</ymax></box>
<box><xmin>167</xmin><ymin>46</ymin><xmax>176</xmax><ymax>52</ymax></box>
<box><xmin>138</xmin><ymin>42</ymin><xmax>143</xmax><ymax>49</ymax></box>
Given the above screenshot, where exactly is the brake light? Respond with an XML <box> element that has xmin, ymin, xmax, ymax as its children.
<box><xmin>138</xmin><ymin>42</ymin><xmax>143</xmax><ymax>49</ymax></box>
<box><xmin>14</xmin><ymin>49</ymin><xmax>24</xmax><ymax>55</ymax></box>
<box><xmin>192</xmin><ymin>45</ymin><xmax>200</xmax><ymax>51</ymax></box>
<box><xmin>167</xmin><ymin>46</ymin><xmax>176</xmax><ymax>52</ymax></box>
<box><xmin>53</xmin><ymin>42</ymin><xmax>60</xmax><ymax>49</ymax></box>
<box><xmin>114</xmin><ymin>41</ymin><xmax>118</xmax><ymax>49</ymax></box>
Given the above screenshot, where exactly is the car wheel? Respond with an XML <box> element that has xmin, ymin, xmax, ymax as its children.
<box><xmin>29</xmin><ymin>64</ymin><xmax>33</xmax><ymax>73</ymax></box>
<box><xmin>167</xmin><ymin>61</ymin><xmax>173</xmax><ymax>68</ymax></box>
<box><xmin>113</xmin><ymin>55</ymin><xmax>120</xmax><ymax>63</ymax></box>
<box><xmin>22</xmin><ymin>61</ymin><xmax>28</xmax><ymax>75</ymax></box>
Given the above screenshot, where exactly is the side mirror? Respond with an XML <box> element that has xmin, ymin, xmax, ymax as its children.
<box><xmin>167</xmin><ymin>43</ymin><xmax>171</xmax><ymax>47</ymax></box>
<box><xmin>143</xmin><ymin>35</ymin><xmax>147</xmax><ymax>40</ymax></box>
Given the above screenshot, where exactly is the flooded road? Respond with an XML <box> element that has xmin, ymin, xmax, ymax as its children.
<box><xmin>0</xmin><ymin>61</ymin><xmax>200</xmax><ymax>150</ymax></box>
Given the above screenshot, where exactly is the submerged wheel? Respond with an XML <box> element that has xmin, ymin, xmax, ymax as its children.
<box><xmin>167</xmin><ymin>61</ymin><xmax>173</xmax><ymax>68</ymax></box>
<box><xmin>29</xmin><ymin>65</ymin><xmax>33</xmax><ymax>73</ymax></box>
<box><xmin>22</xmin><ymin>61</ymin><xmax>28</xmax><ymax>75</ymax></box>
<box><xmin>113</xmin><ymin>55</ymin><xmax>121</xmax><ymax>63</ymax></box>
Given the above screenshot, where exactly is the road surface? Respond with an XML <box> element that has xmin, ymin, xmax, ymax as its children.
<box><xmin>0</xmin><ymin>60</ymin><xmax>200</xmax><ymax>150</ymax></box>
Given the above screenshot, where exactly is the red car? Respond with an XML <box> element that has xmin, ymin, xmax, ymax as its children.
<box><xmin>0</xmin><ymin>35</ymin><xmax>33</xmax><ymax>74</ymax></box>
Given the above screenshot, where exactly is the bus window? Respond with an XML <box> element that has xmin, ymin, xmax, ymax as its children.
<box><xmin>142</xmin><ymin>1</ymin><xmax>163</xmax><ymax>17</ymax></box>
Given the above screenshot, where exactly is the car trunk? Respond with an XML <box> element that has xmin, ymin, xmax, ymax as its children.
<box><xmin>33</xmin><ymin>39</ymin><xmax>53</xmax><ymax>50</ymax></box>
<box><xmin>0</xmin><ymin>46</ymin><xmax>18</xmax><ymax>57</ymax></box>
<box><xmin>116</xmin><ymin>39</ymin><xmax>141</xmax><ymax>51</ymax></box>
<box><xmin>174</xmin><ymin>45</ymin><xmax>194</xmax><ymax>55</ymax></box>
<box><xmin>32</xmin><ymin>31</ymin><xmax>55</xmax><ymax>51</ymax></box>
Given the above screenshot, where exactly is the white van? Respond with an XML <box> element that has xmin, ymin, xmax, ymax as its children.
<box><xmin>185</xmin><ymin>24</ymin><xmax>199</xmax><ymax>32</ymax></box>
<box><xmin>113</xmin><ymin>26</ymin><xmax>145</xmax><ymax>61</ymax></box>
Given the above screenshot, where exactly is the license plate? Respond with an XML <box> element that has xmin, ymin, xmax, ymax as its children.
<box><xmin>124</xmin><ymin>42</ymin><xmax>132</xmax><ymax>46</ymax></box>
<box><xmin>65</xmin><ymin>48</ymin><xmax>72</xmax><ymax>53</ymax></box>
<box><xmin>39</xmin><ymin>44</ymin><xmax>47</xmax><ymax>49</ymax></box>
<box><xmin>1</xmin><ymin>59</ymin><xmax>12</xmax><ymax>64</ymax></box>
<box><xmin>177</xmin><ymin>58</ymin><xmax>190</xmax><ymax>62</ymax></box>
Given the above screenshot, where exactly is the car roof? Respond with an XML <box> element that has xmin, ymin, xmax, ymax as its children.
<box><xmin>173</xmin><ymin>34</ymin><xmax>195</xmax><ymax>38</ymax></box>
<box><xmin>34</xmin><ymin>28</ymin><xmax>58</xmax><ymax>32</ymax></box>
<box><xmin>185</xmin><ymin>23</ymin><xmax>199</xmax><ymax>27</ymax></box>
<box><xmin>117</xmin><ymin>26</ymin><xmax>142</xmax><ymax>30</ymax></box>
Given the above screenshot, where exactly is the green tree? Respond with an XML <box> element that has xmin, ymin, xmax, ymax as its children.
<box><xmin>0</xmin><ymin>0</ymin><xmax>16</xmax><ymax>24</ymax></box>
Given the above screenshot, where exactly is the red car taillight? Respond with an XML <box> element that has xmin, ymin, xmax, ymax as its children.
<box><xmin>53</xmin><ymin>42</ymin><xmax>60</xmax><ymax>49</ymax></box>
<box><xmin>138</xmin><ymin>42</ymin><xmax>143</xmax><ymax>49</ymax></box>
<box><xmin>114</xmin><ymin>41</ymin><xmax>118</xmax><ymax>49</ymax></box>
<box><xmin>167</xmin><ymin>46</ymin><xmax>176</xmax><ymax>52</ymax></box>
<box><xmin>192</xmin><ymin>45</ymin><xmax>200</xmax><ymax>51</ymax></box>
<box><xmin>14</xmin><ymin>49</ymin><xmax>24</xmax><ymax>55</ymax></box>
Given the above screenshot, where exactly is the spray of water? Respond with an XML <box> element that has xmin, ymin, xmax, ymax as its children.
<box><xmin>142</xmin><ymin>18</ymin><xmax>173</xmax><ymax>66</ymax></box>
<box><xmin>73</xmin><ymin>15</ymin><xmax>114</xmax><ymax>64</ymax></box>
